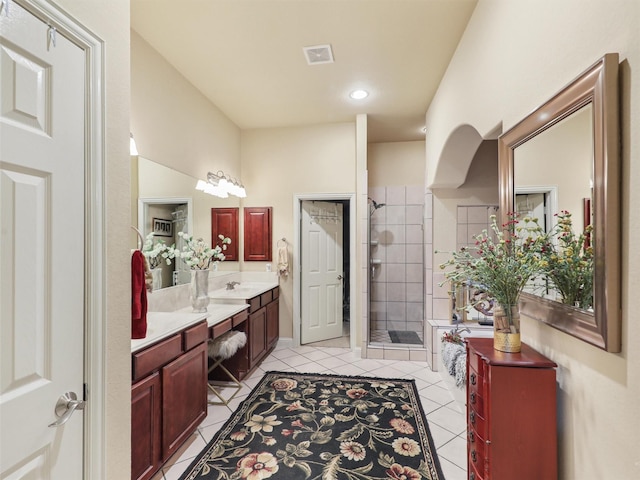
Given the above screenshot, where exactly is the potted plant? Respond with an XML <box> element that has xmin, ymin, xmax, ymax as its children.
<box><xmin>438</xmin><ymin>214</ymin><xmax>547</xmax><ymax>353</ymax></box>
<box><xmin>542</xmin><ymin>210</ymin><xmax>594</xmax><ymax>310</ymax></box>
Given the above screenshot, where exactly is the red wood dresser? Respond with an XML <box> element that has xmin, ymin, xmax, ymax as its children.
<box><xmin>465</xmin><ymin>337</ymin><xmax>557</xmax><ymax>480</ymax></box>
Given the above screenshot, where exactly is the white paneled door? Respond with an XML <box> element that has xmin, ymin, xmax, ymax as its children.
<box><xmin>301</xmin><ymin>201</ymin><xmax>343</xmax><ymax>344</ymax></box>
<box><xmin>1</xmin><ymin>2</ymin><xmax>86</xmax><ymax>478</ymax></box>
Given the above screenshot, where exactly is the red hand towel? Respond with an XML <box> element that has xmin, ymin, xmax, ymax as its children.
<box><xmin>131</xmin><ymin>250</ymin><xmax>148</xmax><ymax>339</ymax></box>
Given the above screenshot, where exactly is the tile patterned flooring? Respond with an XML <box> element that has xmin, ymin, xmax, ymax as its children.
<box><xmin>150</xmin><ymin>343</ymin><xmax>467</xmax><ymax>480</ymax></box>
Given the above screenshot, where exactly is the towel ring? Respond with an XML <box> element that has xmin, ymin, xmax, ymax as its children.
<box><xmin>277</xmin><ymin>238</ymin><xmax>287</xmax><ymax>247</ymax></box>
<box><xmin>131</xmin><ymin>226</ymin><xmax>144</xmax><ymax>250</ymax></box>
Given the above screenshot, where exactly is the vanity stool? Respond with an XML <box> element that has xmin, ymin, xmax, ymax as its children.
<box><xmin>207</xmin><ymin>330</ymin><xmax>247</xmax><ymax>405</ymax></box>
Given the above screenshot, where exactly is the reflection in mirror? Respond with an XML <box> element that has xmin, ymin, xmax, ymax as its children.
<box><xmin>514</xmin><ymin>104</ymin><xmax>593</xmax><ymax>305</ymax></box>
<box><xmin>132</xmin><ymin>157</ymin><xmax>240</xmax><ymax>289</ymax></box>
<box><xmin>498</xmin><ymin>53</ymin><xmax>620</xmax><ymax>352</ymax></box>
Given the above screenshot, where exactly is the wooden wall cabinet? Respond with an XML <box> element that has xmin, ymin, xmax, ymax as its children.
<box><xmin>465</xmin><ymin>338</ymin><xmax>557</xmax><ymax>480</ymax></box>
<box><xmin>211</xmin><ymin>207</ymin><xmax>239</xmax><ymax>261</ymax></box>
<box><xmin>131</xmin><ymin>321</ymin><xmax>208</xmax><ymax>480</ymax></box>
<box><xmin>244</xmin><ymin>207</ymin><xmax>272</xmax><ymax>261</ymax></box>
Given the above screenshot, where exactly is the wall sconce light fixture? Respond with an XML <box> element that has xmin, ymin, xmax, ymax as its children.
<box><xmin>196</xmin><ymin>170</ymin><xmax>246</xmax><ymax>198</ymax></box>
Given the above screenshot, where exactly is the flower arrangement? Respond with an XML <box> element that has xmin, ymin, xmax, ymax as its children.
<box><xmin>542</xmin><ymin>210</ymin><xmax>593</xmax><ymax>309</ymax></box>
<box><xmin>438</xmin><ymin>213</ymin><xmax>548</xmax><ymax>330</ymax></box>
<box><xmin>174</xmin><ymin>232</ymin><xmax>231</xmax><ymax>270</ymax></box>
<box><xmin>141</xmin><ymin>233</ymin><xmax>175</xmax><ymax>269</ymax></box>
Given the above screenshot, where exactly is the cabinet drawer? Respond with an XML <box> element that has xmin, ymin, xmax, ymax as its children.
<box><xmin>233</xmin><ymin>310</ymin><xmax>248</xmax><ymax>327</ymax></box>
<box><xmin>260</xmin><ymin>290</ymin><xmax>273</xmax><ymax>306</ymax></box>
<box><xmin>468</xmin><ymin>456</ymin><xmax>485</xmax><ymax>480</ymax></box>
<box><xmin>133</xmin><ymin>334</ymin><xmax>183</xmax><ymax>382</ymax></box>
<box><xmin>184</xmin><ymin>321</ymin><xmax>208</xmax><ymax>351</ymax></box>
<box><xmin>468</xmin><ymin>350</ymin><xmax>484</xmax><ymax>379</ymax></box>
<box><xmin>468</xmin><ymin>407</ymin><xmax>487</xmax><ymax>439</ymax></box>
<box><xmin>271</xmin><ymin>287</ymin><xmax>279</xmax><ymax>300</ymax></box>
<box><xmin>211</xmin><ymin>318</ymin><xmax>232</xmax><ymax>338</ymax></box>
<box><xmin>468</xmin><ymin>428</ymin><xmax>486</xmax><ymax>469</ymax></box>
<box><xmin>248</xmin><ymin>296</ymin><xmax>261</xmax><ymax>313</ymax></box>
<box><xmin>467</xmin><ymin>366</ymin><xmax>485</xmax><ymax>414</ymax></box>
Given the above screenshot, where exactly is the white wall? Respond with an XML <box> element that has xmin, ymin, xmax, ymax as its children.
<box><xmin>426</xmin><ymin>1</ymin><xmax>640</xmax><ymax>478</ymax></box>
<box><xmin>240</xmin><ymin>123</ymin><xmax>357</xmax><ymax>339</ymax></box>
<box><xmin>368</xmin><ymin>141</ymin><xmax>425</xmax><ymax>186</ymax></box>
<box><xmin>130</xmin><ymin>31</ymin><xmax>241</xmax><ymax>182</ymax></box>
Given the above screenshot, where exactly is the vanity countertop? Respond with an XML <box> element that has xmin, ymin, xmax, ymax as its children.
<box><xmin>131</xmin><ymin>303</ymin><xmax>249</xmax><ymax>353</ymax></box>
<box><xmin>208</xmin><ymin>280</ymin><xmax>279</xmax><ymax>302</ymax></box>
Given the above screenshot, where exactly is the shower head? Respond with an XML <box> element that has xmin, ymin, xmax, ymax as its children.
<box><xmin>368</xmin><ymin>198</ymin><xmax>386</xmax><ymax>210</ymax></box>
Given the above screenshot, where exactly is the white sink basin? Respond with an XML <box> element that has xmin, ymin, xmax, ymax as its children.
<box><xmin>209</xmin><ymin>282</ymin><xmax>276</xmax><ymax>301</ymax></box>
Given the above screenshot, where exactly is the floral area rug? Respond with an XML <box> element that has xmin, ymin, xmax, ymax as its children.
<box><xmin>179</xmin><ymin>371</ymin><xmax>445</xmax><ymax>480</ymax></box>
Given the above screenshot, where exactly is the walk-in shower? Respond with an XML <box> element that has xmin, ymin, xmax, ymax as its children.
<box><xmin>367</xmin><ymin>188</ymin><xmax>425</xmax><ymax>346</ymax></box>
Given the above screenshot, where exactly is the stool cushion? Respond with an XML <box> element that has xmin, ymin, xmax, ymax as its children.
<box><xmin>209</xmin><ymin>330</ymin><xmax>247</xmax><ymax>360</ymax></box>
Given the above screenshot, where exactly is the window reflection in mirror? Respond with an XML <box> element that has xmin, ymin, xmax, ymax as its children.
<box><xmin>513</xmin><ymin>104</ymin><xmax>594</xmax><ymax>306</ymax></box>
<box><xmin>131</xmin><ymin>156</ymin><xmax>240</xmax><ymax>290</ymax></box>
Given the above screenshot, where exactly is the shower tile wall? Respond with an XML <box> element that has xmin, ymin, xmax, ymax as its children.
<box><xmin>370</xmin><ymin>186</ymin><xmax>424</xmax><ymax>334</ymax></box>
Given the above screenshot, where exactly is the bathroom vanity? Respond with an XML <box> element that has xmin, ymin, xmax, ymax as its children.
<box><xmin>208</xmin><ymin>284</ymin><xmax>280</xmax><ymax>381</ymax></box>
<box><xmin>131</xmin><ymin>279</ymin><xmax>279</xmax><ymax>480</ymax></box>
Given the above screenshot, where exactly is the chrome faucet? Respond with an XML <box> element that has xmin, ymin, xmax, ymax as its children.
<box><xmin>226</xmin><ymin>281</ymin><xmax>240</xmax><ymax>290</ymax></box>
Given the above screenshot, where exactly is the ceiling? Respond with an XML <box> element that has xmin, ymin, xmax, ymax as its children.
<box><xmin>130</xmin><ymin>0</ymin><xmax>477</xmax><ymax>143</ymax></box>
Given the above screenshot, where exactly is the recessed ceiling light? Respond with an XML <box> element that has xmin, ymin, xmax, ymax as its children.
<box><xmin>349</xmin><ymin>89</ymin><xmax>369</xmax><ymax>100</ymax></box>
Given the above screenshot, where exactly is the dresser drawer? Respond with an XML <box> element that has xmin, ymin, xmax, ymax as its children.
<box><xmin>468</xmin><ymin>359</ymin><xmax>484</xmax><ymax>387</ymax></box>
<box><xmin>468</xmin><ymin>407</ymin><xmax>487</xmax><ymax>439</ymax></box>
<box><xmin>468</xmin><ymin>428</ymin><xmax>486</xmax><ymax>471</ymax></box>
<box><xmin>133</xmin><ymin>334</ymin><xmax>183</xmax><ymax>381</ymax></box>
<box><xmin>271</xmin><ymin>286</ymin><xmax>279</xmax><ymax>300</ymax></box>
<box><xmin>468</xmin><ymin>456</ymin><xmax>485</xmax><ymax>480</ymax></box>
<box><xmin>467</xmin><ymin>372</ymin><xmax>485</xmax><ymax>414</ymax></box>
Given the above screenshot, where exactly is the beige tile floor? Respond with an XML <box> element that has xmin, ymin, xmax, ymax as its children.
<box><xmin>150</xmin><ymin>343</ymin><xmax>467</xmax><ymax>480</ymax></box>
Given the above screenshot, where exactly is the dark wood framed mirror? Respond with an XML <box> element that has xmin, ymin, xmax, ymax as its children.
<box><xmin>498</xmin><ymin>53</ymin><xmax>621</xmax><ymax>352</ymax></box>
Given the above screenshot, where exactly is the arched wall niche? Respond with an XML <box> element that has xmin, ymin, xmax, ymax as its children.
<box><xmin>429</xmin><ymin>124</ymin><xmax>485</xmax><ymax>188</ymax></box>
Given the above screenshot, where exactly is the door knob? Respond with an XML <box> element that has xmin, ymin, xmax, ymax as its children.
<box><xmin>337</xmin><ymin>274</ymin><xmax>343</xmax><ymax>280</ymax></box>
<box><xmin>48</xmin><ymin>391</ymin><xmax>85</xmax><ymax>427</ymax></box>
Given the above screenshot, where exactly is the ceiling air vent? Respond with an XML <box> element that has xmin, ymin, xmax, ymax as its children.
<box><xmin>303</xmin><ymin>44</ymin><xmax>334</xmax><ymax>65</ymax></box>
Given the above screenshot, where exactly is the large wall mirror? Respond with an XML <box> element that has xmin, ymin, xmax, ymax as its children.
<box><xmin>131</xmin><ymin>157</ymin><xmax>240</xmax><ymax>289</ymax></box>
<box><xmin>498</xmin><ymin>53</ymin><xmax>620</xmax><ymax>352</ymax></box>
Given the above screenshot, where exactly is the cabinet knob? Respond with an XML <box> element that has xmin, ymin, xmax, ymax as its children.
<box><xmin>469</xmin><ymin>430</ymin><xmax>475</xmax><ymax>442</ymax></box>
<box><xmin>470</xmin><ymin>373</ymin><xmax>476</xmax><ymax>385</ymax></box>
<box><xmin>470</xmin><ymin>472</ymin><xmax>476</xmax><ymax>480</ymax></box>
<box><xmin>471</xmin><ymin>450</ymin><xmax>477</xmax><ymax>463</ymax></box>
<box><xmin>470</xmin><ymin>411</ymin><xmax>475</xmax><ymax>424</ymax></box>
<box><xmin>470</xmin><ymin>391</ymin><xmax>476</xmax><ymax>404</ymax></box>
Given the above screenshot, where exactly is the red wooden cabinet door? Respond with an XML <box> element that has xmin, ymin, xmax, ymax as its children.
<box><xmin>161</xmin><ymin>342</ymin><xmax>208</xmax><ymax>460</ymax></box>
<box><xmin>266</xmin><ymin>298</ymin><xmax>279</xmax><ymax>350</ymax></box>
<box><xmin>249</xmin><ymin>307</ymin><xmax>267</xmax><ymax>367</ymax></box>
<box><xmin>211</xmin><ymin>207</ymin><xmax>239</xmax><ymax>261</ymax></box>
<box><xmin>131</xmin><ymin>372</ymin><xmax>161</xmax><ymax>480</ymax></box>
<box><xmin>244</xmin><ymin>207</ymin><xmax>272</xmax><ymax>261</ymax></box>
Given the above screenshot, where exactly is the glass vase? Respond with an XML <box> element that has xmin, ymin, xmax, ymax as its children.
<box><xmin>493</xmin><ymin>303</ymin><xmax>521</xmax><ymax>353</ymax></box>
<box><xmin>190</xmin><ymin>269</ymin><xmax>210</xmax><ymax>313</ymax></box>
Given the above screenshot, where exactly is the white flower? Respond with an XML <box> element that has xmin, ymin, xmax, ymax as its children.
<box><xmin>141</xmin><ymin>233</ymin><xmax>175</xmax><ymax>269</ymax></box>
<box><xmin>175</xmin><ymin>232</ymin><xmax>231</xmax><ymax>270</ymax></box>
